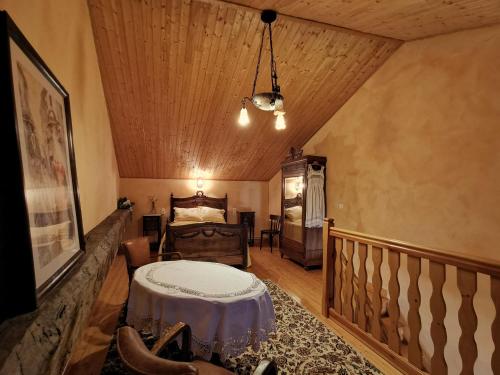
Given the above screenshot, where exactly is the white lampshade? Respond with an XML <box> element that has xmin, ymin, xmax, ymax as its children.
<box><xmin>238</xmin><ymin>107</ymin><xmax>250</xmax><ymax>126</ymax></box>
<box><xmin>275</xmin><ymin>112</ymin><xmax>286</xmax><ymax>130</ymax></box>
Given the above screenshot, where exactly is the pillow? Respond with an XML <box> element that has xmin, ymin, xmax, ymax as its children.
<box><xmin>173</xmin><ymin>207</ymin><xmax>203</xmax><ymax>222</ymax></box>
<box><xmin>199</xmin><ymin>206</ymin><xmax>226</xmax><ymax>223</ymax></box>
<box><xmin>285</xmin><ymin>206</ymin><xmax>302</xmax><ymax>221</ymax></box>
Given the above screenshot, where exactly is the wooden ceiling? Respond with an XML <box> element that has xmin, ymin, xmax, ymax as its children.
<box><xmin>88</xmin><ymin>0</ymin><xmax>500</xmax><ymax>180</ymax></box>
<box><xmin>88</xmin><ymin>0</ymin><xmax>400</xmax><ymax>180</ymax></box>
<box><xmin>230</xmin><ymin>0</ymin><xmax>500</xmax><ymax>40</ymax></box>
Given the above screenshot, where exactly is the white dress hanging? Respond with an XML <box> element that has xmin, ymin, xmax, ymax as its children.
<box><xmin>305</xmin><ymin>165</ymin><xmax>325</xmax><ymax>228</ymax></box>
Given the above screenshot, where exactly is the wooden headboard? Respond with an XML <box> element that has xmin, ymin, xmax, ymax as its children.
<box><xmin>284</xmin><ymin>194</ymin><xmax>302</xmax><ymax>208</ymax></box>
<box><xmin>170</xmin><ymin>191</ymin><xmax>228</xmax><ymax>222</ymax></box>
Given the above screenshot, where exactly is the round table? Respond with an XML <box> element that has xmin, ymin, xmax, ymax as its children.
<box><xmin>127</xmin><ymin>260</ymin><xmax>276</xmax><ymax>360</ymax></box>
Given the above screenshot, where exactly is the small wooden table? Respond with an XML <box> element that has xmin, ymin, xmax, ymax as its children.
<box><xmin>127</xmin><ymin>260</ymin><xmax>275</xmax><ymax>360</ymax></box>
<box><xmin>237</xmin><ymin>211</ymin><xmax>255</xmax><ymax>246</ymax></box>
<box><xmin>143</xmin><ymin>214</ymin><xmax>162</xmax><ymax>250</ymax></box>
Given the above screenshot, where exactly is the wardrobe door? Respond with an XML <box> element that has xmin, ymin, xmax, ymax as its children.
<box><xmin>283</xmin><ymin>175</ymin><xmax>304</xmax><ymax>244</ymax></box>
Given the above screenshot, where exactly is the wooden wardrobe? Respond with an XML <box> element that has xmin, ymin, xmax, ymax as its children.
<box><xmin>280</xmin><ymin>152</ymin><xmax>328</xmax><ymax>269</ymax></box>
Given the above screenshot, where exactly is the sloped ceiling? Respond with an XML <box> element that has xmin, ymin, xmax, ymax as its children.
<box><xmin>230</xmin><ymin>0</ymin><xmax>500</xmax><ymax>40</ymax></box>
<box><xmin>87</xmin><ymin>0</ymin><xmax>499</xmax><ymax>180</ymax></box>
<box><xmin>88</xmin><ymin>0</ymin><xmax>400</xmax><ymax>180</ymax></box>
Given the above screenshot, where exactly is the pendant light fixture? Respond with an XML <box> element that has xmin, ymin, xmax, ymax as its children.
<box><xmin>238</xmin><ymin>10</ymin><xmax>286</xmax><ymax>130</ymax></box>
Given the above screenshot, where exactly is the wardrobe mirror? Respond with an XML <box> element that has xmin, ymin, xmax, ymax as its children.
<box><xmin>283</xmin><ymin>176</ymin><xmax>303</xmax><ymax>243</ymax></box>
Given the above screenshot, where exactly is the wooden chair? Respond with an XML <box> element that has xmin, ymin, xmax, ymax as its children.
<box><xmin>259</xmin><ymin>215</ymin><xmax>281</xmax><ymax>253</ymax></box>
<box><xmin>122</xmin><ymin>237</ymin><xmax>182</xmax><ymax>282</ymax></box>
<box><xmin>117</xmin><ymin>325</ymin><xmax>278</xmax><ymax>375</ymax></box>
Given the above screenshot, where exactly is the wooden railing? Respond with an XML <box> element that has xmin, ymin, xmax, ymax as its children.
<box><xmin>322</xmin><ymin>219</ymin><xmax>500</xmax><ymax>375</ymax></box>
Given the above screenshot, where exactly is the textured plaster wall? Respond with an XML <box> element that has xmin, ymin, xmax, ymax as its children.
<box><xmin>0</xmin><ymin>0</ymin><xmax>120</xmax><ymax>233</ymax></box>
<box><xmin>120</xmin><ymin>178</ymin><xmax>269</xmax><ymax>240</ymax></box>
<box><xmin>303</xmin><ymin>25</ymin><xmax>500</xmax><ymax>261</ymax></box>
<box><xmin>299</xmin><ymin>25</ymin><xmax>500</xmax><ymax>374</ymax></box>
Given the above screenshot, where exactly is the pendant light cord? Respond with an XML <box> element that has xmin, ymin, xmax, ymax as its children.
<box><xmin>268</xmin><ymin>23</ymin><xmax>279</xmax><ymax>93</ymax></box>
<box><xmin>251</xmin><ymin>26</ymin><xmax>266</xmax><ymax>98</ymax></box>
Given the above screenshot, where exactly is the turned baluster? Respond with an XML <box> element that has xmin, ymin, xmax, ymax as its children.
<box><xmin>371</xmin><ymin>245</ymin><xmax>383</xmax><ymax>341</ymax></box>
<box><xmin>334</xmin><ymin>237</ymin><xmax>343</xmax><ymax>315</ymax></box>
<box><xmin>344</xmin><ymin>240</ymin><xmax>355</xmax><ymax>322</ymax></box>
<box><xmin>492</xmin><ymin>276</ymin><xmax>500</xmax><ymax>374</ymax></box>
<box><xmin>387</xmin><ymin>249</ymin><xmax>400</xmax><ymax>354</ymax></box>
<box><xmin>322</xmin><ymin>220</ymin><xmax>334</xmax><ymax>316</ymax></box>
<box><xmin>457</xmin><ymin>269</ymin><xmax>478</xmax><ymax>375</ymax></box>
<box><xmin>407</xmin><ymin>255</ymin><xmax>423</xmax><ymax>369</ymax></box>
<box><xmin>430</xmin><ymin>261</ymin><xmax>447</xmax><ymax>375</ymax></box>
<box><xmin>357</xmin><ymin>242</ymin><xmax>368</xmax><ymax>331</ymax></box>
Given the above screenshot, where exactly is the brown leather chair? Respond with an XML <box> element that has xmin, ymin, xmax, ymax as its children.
<box><xmin>122</xmin><ymin>237</ymin><xmax>182</xmax><ymax>281</ymax></box>
<box><xmin>117</xmin><ymin>324</ymin><xmax>277</xmax><ymax>375</ymax></box>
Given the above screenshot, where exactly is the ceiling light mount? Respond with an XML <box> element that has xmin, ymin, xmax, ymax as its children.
<box><xmin>261</xmin><ymin>9</ymin><xmax>277</xmax><ymax>24</ymax></box>
<box><xmin>238</xmin><ymin>9</ymin><xmax>286</xmax><ymax>130</ymax></box>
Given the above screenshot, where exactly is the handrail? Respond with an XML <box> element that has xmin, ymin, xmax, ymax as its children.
<box><xmin>323</xmin><ymin>219</ymin><xmax>500</xmax><ymax>375</ymax></box>
<box><xmin>328</xmin><ymin>226</ymin><xmax>500</xmax><ymax>277</ymax></box>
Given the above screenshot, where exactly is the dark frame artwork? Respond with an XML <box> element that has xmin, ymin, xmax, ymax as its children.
<box><xmin>0</xmin><ymin>11</ymin><xmax>85</xmax><ymax>321</ymax></box>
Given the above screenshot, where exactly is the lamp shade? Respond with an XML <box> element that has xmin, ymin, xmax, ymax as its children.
<box><xmin>238</xmin><ymin>107</ymin><xmax>250</xmax><ymax>126</ymax></box>
<box><xmin>275</xmin><ymin>112</ymin><xmax>286</xmax><ymax>130</ymax></box>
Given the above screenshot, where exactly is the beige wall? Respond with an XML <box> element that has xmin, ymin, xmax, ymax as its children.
<box><xmin>268</xmin><ymin>170</ymin><xmax>281</xmax><ymax>216</ymax></box>
<box><xmin>0</xmin><ymin>0</ymin><xmax>119</xmax><ymax>233</ymax></box>
<box><xmin>120</xmin><ymin>178</ymin><xmax>269</xmax><ymax>240</ymax></box>
<box><xmin>302</xmin><ymin>25</ymin><xmax>500</xmax><ymax>261</ymax></box>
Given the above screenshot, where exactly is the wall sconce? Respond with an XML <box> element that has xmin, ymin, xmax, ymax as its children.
<box><xmin>196</xmin><ymin>177</ymin><xmax>204</xmax><ymax>190</ymax></box>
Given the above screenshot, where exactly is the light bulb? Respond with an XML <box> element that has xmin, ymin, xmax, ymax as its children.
<box><xmin>275</xmin><ymin>112</ymin><xmax>286</xmax><ymax>130</ymax></box>
<box><xmin>238</xmin><ymin>107</ymin><xmax>250</xmax><ymax>126</ymax></box>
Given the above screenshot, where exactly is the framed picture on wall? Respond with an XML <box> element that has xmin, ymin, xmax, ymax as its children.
<box><xmin>0</xmin><ymin>11</ymin><xmax>85</xmax><ymax>321</ymax></box>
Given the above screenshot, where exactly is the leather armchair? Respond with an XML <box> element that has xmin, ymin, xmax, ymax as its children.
<box><xmin>117</xmin><ymin>324</ymin><xmax>277</xmax><ymax>375</ymax></box>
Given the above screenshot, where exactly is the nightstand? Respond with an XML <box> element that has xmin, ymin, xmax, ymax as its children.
<box><xmin>143</xmin><ymin>214</ymin><xmax>163</xmax><ymax>250</ymax></box>
<box><xmin>237</xmin><ymin>211</ymin><xmax>255</xmax><ymax>246</ymax></box>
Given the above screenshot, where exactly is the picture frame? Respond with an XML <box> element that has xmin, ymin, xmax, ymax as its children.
<box><xmin>0</xmin><ymin>11</ymin><xmax>85</xmax><ymax>321</ymax></box>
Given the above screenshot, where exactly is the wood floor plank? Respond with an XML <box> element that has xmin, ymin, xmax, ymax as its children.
<box><xmin>64</xmin><ymin>255</ymin><xmax>129</xmax><ymax>375</ymax></box>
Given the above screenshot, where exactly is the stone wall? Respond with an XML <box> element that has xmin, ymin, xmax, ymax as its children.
<box><xmin>0</xmin><ymin>209</ymin><xmax>130</xmax><ymax>375</ymax></box>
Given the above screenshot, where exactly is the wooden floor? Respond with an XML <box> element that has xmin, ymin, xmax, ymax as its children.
<box><xmin>65</xmin><ymin>246</ymin><xmax>400</xmax><ymax>375</ymax></box>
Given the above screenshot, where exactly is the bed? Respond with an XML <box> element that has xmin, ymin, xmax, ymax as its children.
<box><xmin>161</xmin><ymin>192</ymin><xmax>248</xmax><ymax>269</ymax></box>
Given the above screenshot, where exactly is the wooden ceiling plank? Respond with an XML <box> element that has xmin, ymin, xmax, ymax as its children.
<box><xmin>176</xmin><ymin>0</ymin><xmax>204</xmax><ymax>177</ymax></box>
<box><xmin>191</xmin><ymin>5</ymin><xmax>238</xmax><ymax>178</ymax></box>
<box><xmin>183</xmin><ymin>1</ymin><xmax>216</xmax><ymax>178</ymax></box>
<box><xmin>120</xmin><ymin>0</ymin><xmax>146</xmax><ymax>176</ymax></box>
<box><xmin>156</xmin><ymin>0</ymin><xmax>169</xmax><ymax>177</ymax></box>
<box><xmin>103</xmin><ymin>2</ymin><xmax>140</xmax><ymax>173</ymax></box>
<box><xmin>172</xmin><ymin>0</ymin><xmax>190</xmax><ymax>175</ymax></box>
<box><xmin>228</xmin><ymin>0</ymin><xmax>500</xmax><ymax>40</ymax></box>
<box><xmin>151</xmin><ymin>0</ymin><xmax>163</xmax><ymax>177</ymax></box>
<box><xmin>195</xmin><ymin>7</ymin><xmax>253</xmax><ymax>177</ymax></box>
<box><xmin>184</xmin><ymin>2</ymin><xmax>225</xmax><ymax>178</ymax></box>
<box><xmin>88</xmin><ymin>0</ymin><xmax>130</xmax><ymax>175</ymax></box>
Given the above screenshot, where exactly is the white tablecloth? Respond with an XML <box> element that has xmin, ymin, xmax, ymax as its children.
<box><xmin>127</xmin><ymin>260</ymin><xmax>276</xmax><ymax>360</ymax></box>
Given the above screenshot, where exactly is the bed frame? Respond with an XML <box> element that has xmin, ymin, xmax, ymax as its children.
<box><xmin>284</xmin><ymin>194</ymin><xmax>302</xmax><ymax>208</ymax></box>
<box><xmin>165</xmin><ymin>192</ymin><xmax>247</xmax><ymax>268</ymax></box>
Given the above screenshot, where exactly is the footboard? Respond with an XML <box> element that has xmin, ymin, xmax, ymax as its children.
<box><xmin>165</xmin><ymin>223</ymin><xmax>248</xmax><ymax>268</ymax></box>
<box><xmin>322</xmin><ymin>219</ymin><xmax>500</xmax><ymax>375</ymax></box>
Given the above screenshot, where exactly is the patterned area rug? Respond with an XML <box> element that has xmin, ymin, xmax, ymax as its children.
<box><xmin>101</xmin><ymin>281</ymin><xmax>381</xmax><ymax>374</ymax></box>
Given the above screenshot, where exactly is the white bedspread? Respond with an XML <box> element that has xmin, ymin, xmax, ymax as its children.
<box><xmin>127</xmin><ymin>260</ymin><xmax>275</xmax><ymax>360</ymax></box>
